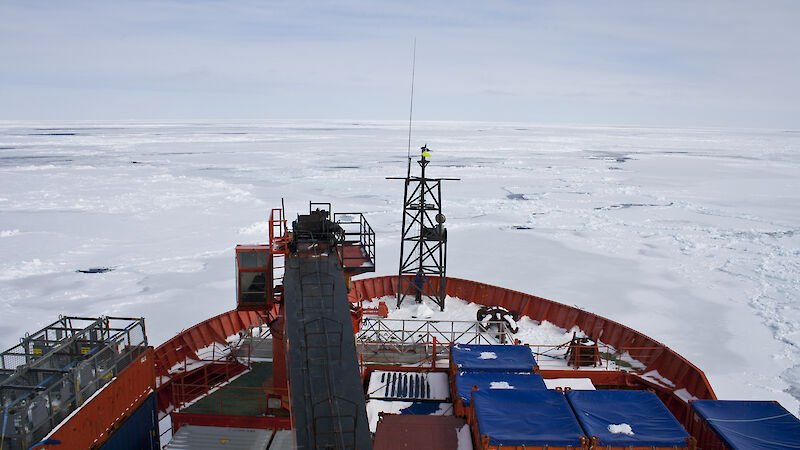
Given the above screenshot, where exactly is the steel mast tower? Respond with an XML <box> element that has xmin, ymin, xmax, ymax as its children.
<box><xmin>389</xmin><ymin>145</ymin><xmax>457</xmax><ymax>310</ymax></box>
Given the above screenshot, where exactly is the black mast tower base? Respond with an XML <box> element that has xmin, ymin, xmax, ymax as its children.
<box><xmin>389</xmin><ymin>145</ymin><xmax>458</xmax><ymax>311</ymax></box>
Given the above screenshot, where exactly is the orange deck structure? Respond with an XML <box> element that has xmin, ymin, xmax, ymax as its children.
<box><xmin>151</xmin><ymin>275</ymin><xmax>717</xmax><ymax>443</ymax></box>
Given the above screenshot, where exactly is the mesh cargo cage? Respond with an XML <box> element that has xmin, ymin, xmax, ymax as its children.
<box><xmin>1</xmin><ymin>316</ymin><xmax>149</xmax><ymax>449</ymax></box>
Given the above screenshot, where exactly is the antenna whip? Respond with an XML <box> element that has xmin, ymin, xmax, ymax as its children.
<box><xmin>407</xmin><ymin>38</ymin><xmax>416</xmax><ymax>163</ymax></box>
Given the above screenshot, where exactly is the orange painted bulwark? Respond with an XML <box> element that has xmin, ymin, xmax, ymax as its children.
<box><xmin>350</xmin><ymin>276</ymin><xmax>717</xmax><ymax>410</ymax></box>
<box><xmin>46</xmin><ymin>348</ymin><xmax>156</xmax><ymax>449</ymax></box>
<box><xmin>154</xmin><ymin>310</ymin><xmax>261</xmax><ymax>378</ymax></box>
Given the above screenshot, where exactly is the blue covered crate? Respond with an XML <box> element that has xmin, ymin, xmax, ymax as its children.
<box><xmin>450</xmin><ymin>344</ymin><xmax>537</xmax><ymax>373</ymax></box>
<box><xmin>690</xmin><ymin>400</ymin><xmax>800</xmax><ymax>449</ymax></box>
<box><xmin>566</xmin><ymin>390</ymin><xmax>691</xmax><ymax>448</ymax></box>
<box><xmin>455</xmin><ymin>371</ymin><xmax>546</xmax><ymax>407</ymax></box>
<box><xmin>472</xmin><ymin>389</ymin><xmax>586</xmax><ymax>448</ymax></box>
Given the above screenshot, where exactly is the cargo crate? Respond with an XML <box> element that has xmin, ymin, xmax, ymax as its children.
<box><xmin>566</xmin><ymin>390</ymin><xmax>695</xmax><ymax>449</ymax></box>
<box><xmin>688</xmin><ymin>400</ymin><xmax>800</xmax><ymax>450</ymax></box>
<box><xmin>470</xmin><ymin>389</ymin><xmax>588</xmax><ymax>450</ymax></box>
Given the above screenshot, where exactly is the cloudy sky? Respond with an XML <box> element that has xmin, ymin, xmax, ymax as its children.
<box><xmin>1</xmin><ymin>1</ymin><xmax>798</xmax><ymax>128</ymax></box>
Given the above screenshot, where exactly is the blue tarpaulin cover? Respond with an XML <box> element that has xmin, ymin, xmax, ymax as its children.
<box><xmin>472</xmin><ymin>389</ymin><xmax>585</xmax><ymax>446</ymax></box>
<box><xmin>455</xmin><ymin>371</ymin><xmax>546</xmax><ymax>406</ymax></box>
<box><xmin>566</xmin><ymin>390</ymin><xmax>690</xmax><ymax>447</ymax></box>
<box><xmin>450</xmin><ymin>344</ymin><xmax>536</xmax><ymax>372</ymax></box>
<box><xmin>691</xmin><ymin>400</ymin><xmax>800</xmax><ymax>449</ymax></box>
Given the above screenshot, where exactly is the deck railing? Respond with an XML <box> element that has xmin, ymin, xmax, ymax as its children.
<box><xmin>171</xmin><ymin>382</ymin><xmax>288</xmax><ymax>415</ymax></box>
<box><xmin>355</xmin><ymin>317</ymin><xmax>667</xmax><ymax>374</ymax></box>
<box><xmin>356</xmin><ymin>317</ymin><xmax>516</xmax><ymax>367</ymax></box>
<box><xmin>358</xmin><ymin>317</ymin><xmax>515</xmax><ymax>347</ymax></box>
<box><xmin>334</xmin><ymin>212</ymin><xmax>376</xmax><ymax>266</ymax></box>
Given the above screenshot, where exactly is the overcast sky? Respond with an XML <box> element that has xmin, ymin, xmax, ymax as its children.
<box><xmin>1</xmin><ymin>1</ymin><xmax>798</xmax><ymax>128</ymax></box>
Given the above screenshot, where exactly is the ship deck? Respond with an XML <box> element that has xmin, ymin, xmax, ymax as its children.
<box><xmin>181</xmin><ymin>362</ymin><xmax>287</xmax><ymax>418</ymax></box>
<box><xmin>153</xmin><ymin>275</ymin><xmax>731</xmax><ymax>449</ymax></box>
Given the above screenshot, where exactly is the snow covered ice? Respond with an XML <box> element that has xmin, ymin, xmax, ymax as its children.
<box><xmin>1</xmin><ymin>120</ymin><xmax>799</xmax><ymax>415</ymax></box>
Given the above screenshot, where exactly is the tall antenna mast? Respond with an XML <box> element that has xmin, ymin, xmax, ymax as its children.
<box><xmin>406</xmin><ymin>38</ymin><xmax>416</xmax><ymax>176</ymax></box>
<box><xmin>389</xmin><ymin>39</ymin><xmax>458</xmax><ymax>311</ymax></box>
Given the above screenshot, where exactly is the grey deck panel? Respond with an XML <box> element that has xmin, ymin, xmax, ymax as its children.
<box><xmin>165</xmin><ymin>425</ymin><xmax>273</xmax><ymax>450</ymax></box>
<box><xmin>268</xmin><ymin>429</ymin><xmax>295</xmax><ymax>449</ymax></box>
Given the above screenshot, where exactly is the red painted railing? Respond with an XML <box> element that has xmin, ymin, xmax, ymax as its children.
<box><xmin>157</xmin><ymin>359</ymin><xmax>249</xmax><ymax>414</ymax></box>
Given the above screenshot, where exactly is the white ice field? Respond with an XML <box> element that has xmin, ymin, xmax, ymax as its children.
<box><xmin>1</xmin><ymin>120</ymin><xmax>798</xmax><ymax>414</ymax></box>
